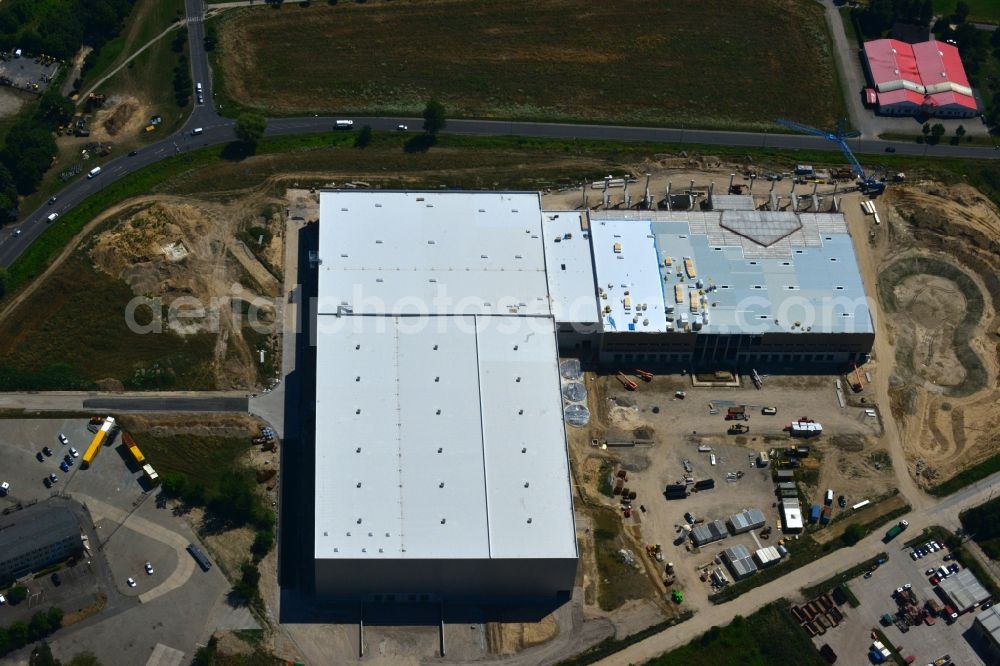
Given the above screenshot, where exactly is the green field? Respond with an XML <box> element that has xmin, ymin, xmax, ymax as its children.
<box><xmin>648</xmin><ymin>602</ymin><xmax>824</xmax><ymax>666</ymax></box>
<box><xmin>933</xmin><ymin>0</ymin><xmax>1000</xmax><ymax>23</ymax></box>
<box><xmin>215</xmin><ymin>0</ymin><xmax>845</xmax><ymax>130</ymax></box>
<box><xmin>0</xmin><ymin>253</ymin><xmax>216</xmax><ymax>391</ymax></box>
<box><xmin>120</xmin><ymin>429</ymin><xmax>253</xmax><ymax>496</ymax></box>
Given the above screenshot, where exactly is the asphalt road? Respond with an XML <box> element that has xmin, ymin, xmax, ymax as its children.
<box><xmin>0</xmin><ymin>1</ymin><xmax>997</xmax><ymax>269</ymax></box>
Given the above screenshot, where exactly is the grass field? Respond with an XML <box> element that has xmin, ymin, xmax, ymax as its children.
<box><xmin>0</xmin><ymin>252</ymin><xmax>217</xmax><ymax>391</ymax></box>
<box><xmin>215</xmin><ymin>0</ymin><xmax>845</xmax><ymax>130</ymax></box>
<box><xmin>121</xmin><ymin>430</ymin><xmax>253</xmax><ymax>497</ymax></box>
<box><xmin>648</xmin><ymin>602</ymin><xmax>824</xmax><ymax>666</ymax></box>
<box><xmin>933</xmin><ymin>0</ymin><xmax>1000</xmax><ymax>23</ymax></box>
<box><xmin>79</xmin><ymin>0</ymin><xmax>186</xmax><ymax>95</ymax></box>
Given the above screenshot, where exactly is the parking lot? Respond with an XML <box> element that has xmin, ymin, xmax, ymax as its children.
<box><xmin>815</xmin><ymin>537</ymin><xmax>989</xmax><ymax>665</ymax></box>
<box><xmin>0</xmin><ymin>418</ymin><xmax>235</xmax><ymax>664</ymax></box>
<box><xmin>0</xmin><ymin>53</ymin><xmax>59</xmax><ymax>93</ymax></box>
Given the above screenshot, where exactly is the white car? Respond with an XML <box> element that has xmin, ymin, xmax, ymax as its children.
<box><xmin>126</xmin><ymin>577</ymin><xmax>136</xmax><ymax>588</ymax></box>
<box><xmin>145</xmin><ymin>562</ymin><xmax>154</xmax><ymax>575</ymax></box>
<box><xmin>397</xmin><ymin>124</ymin><xmax>408</xmax><ymax>131</ymax></box>
<box><xmin>69</xmin><ymin>447</ymin><xmax>79</xmax><ymax>458</ymax></box>
<box><xmin>58</xmin><ymin>433</ymin><xmax>68</xmax><ymax>444</ymax></box>
<box><xmin>0</xmin><ymin>594</ymin><xmax>6</xmax><ymax>605</ymax></box>
<box><xmin>0</xmin><ymin>481</ymin><xmax>9</xmax><ymax>495</ymax></box>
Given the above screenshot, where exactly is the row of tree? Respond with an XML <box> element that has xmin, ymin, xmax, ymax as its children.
<box><xmin>856</xmin><ymin>0</ymin><xmax>935</xmax><ymax>36</ymax></box>
<box><xmin>0</xmin><ymin>607</ymin><xmax>63</xmax><ymax>658</ymax></box>
<box><xmin>0</xmin><ymin>0</ymin><xmax>136</xmax><ymax>61</ymax></box>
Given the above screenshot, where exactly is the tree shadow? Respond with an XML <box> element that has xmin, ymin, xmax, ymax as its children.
<box><xmin>403</xmin><ymin>133</ymin><xmax>436</xmax><ymax>153</ymax></box>
<box><xmin>221</xmin><ymin>141</ymin><xmax>256</xmax><ymax>161</ymax></box>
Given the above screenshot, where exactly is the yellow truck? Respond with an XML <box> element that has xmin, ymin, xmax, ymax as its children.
<box><xmin>122</xmin><ymin>431</ymin><xmax>145</xmax><ymax>466</ymax></box>
<box><xmin>82</xmin><ymin>416</ymin><xmax>116</xmax><ymax>466</ymax></box>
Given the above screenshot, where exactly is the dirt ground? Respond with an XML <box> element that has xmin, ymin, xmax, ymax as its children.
<box><xmin>567</xmin><ymin>371</ymin><xmax>895</xmax><ymax>616</ymax></box>
<box><xmin>0</xmin><ymin>87</ymin><xmax>25</xmax><ymax>119</ymax></box>
<box><xmin>90</xmin><ymin>94</ymin><xmax>150</xmax><ymax>140</ymax></box>
<box><xmin>85</xmin><ymin>196</ymin><xmax>284</xmax><ymax>390</ymax></box>
<box><xmin>863</xmin><ymin>182</ymin><xmax>1000</xmax><ymax>487</ymax></box>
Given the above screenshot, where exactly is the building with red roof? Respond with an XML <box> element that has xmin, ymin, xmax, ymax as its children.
<box><xmin>862</xmin><ymin>39</ymin><xmax>978</xmax><ymax>118</ymax></box>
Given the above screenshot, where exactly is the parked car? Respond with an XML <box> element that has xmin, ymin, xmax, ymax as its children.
<box><xmin>42</xmin><ymin>446</ymin><xmax>53</xmax><ymax>456</ymax></box>
<box><xmin>59</xmin><ymin>461</ymin><xmax>70</xmax><ymax>472</ymax></box>
<box><xmin>930</xmin><ymin>576</ymin><xmax>940</xmax><ymax>585</ymax></box>
<box><xmin>51</xmin><ymin>572</ymin><xmax>61</xmax><ymax>586</ymax></box>
<box><xmin>48</xmin><ymin>473</ymin><xmax>57</xmax><ymax>484</ymax></box>
<box><xmin>58</xmin><ymin>433</ymin><xmax>68</xmax><ymax>444</ymax></box>
<box><xmin>69</xmin><ymin>447</ymin><xmax>79</xmax><ymax>457</ymax></box>
<box><xmin>126</xmin><ymin>577</ymin><xmax>136</xmax><ymax>588</ymax></box>
<box><xmin>948</xmin><ymin>563</ymin><xmax>960</xmax><ymax>574</ymax></box>
<box><xmin>943</xmin><ymin>553</ymin><xmax>955</xmax><ymax>561</ymax></box>
<box><xmin>761</xmin><ymin>406</ymin><xmax>777</xmax><ymax>415</ymax></box>
<box><xmin>0</xmin><ymin>594</ymin><xmax>5</xmax><ymax>605</ymax></box>
<box><xmin>145</xmin><ymin>562</ymin><xmax>154</xmax><ymax>575</ymax></box>
<box><xmin>837</xmin><ymin>495</ymin><xmax>846</xmax><ymax>508</ymax></box>
<box><xmin>37</xmin><ymin>452</ymin><xmax>45</xmax><ymax>462</ymax></box>
<box><xmin>0</xmin><ymin>481</ymin><xmax>9</xmax><ymax>496</ymax></box>
<box><xmin>925</xmin><ymin>568</ymin><xmax>936</xmax><ymax>576</ymax></box>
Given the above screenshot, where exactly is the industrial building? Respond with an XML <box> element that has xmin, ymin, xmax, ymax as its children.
<box><xmin>863</xmin><ymin>39</ymin><xmax>978</xmax><ymax>118</ymax></box>
<box><xmin>313</xmin><ymin>191</ymin><xmax>577</xmax><ymax>602</ymax></box>
<box><xmin>973</xmin><ymin>605</ymin><xmax>1000</xmax><ymax>663</ymax></box>
<box><xmin>754</xmin><ymin>545</ymin><xmax>784</xmax><ymax>567</ymax></box>
<box><xmin>937</xmin><ymin>568</ymin><xmax>991</xmax><ymax>613</ymax></box>
<box><xmin>690</xmin><ymin>519</ymin><xmax>728</xmax><ymax>547</ymax></box>
<box><xmin>728</xmin><ymin>508</ymin><xmax>766</xmax><ymax>534</ymax></box>
<box><xmin>312</xmin><ymin>188</ymin><xmax>875</xmax><ymax>599</ymax></box>
<box><xmin>0</xmin><ymin>503</ymin><xmax>82</xmax><ymax>583</ymax></box>
<box><xmin>721</xmin><ymin>544</ymin><xmax>758</xmax><ymax>580</ymax></box>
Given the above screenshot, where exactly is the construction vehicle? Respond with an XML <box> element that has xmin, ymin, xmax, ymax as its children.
<box><xmin>776</xmin><ymin>118</ymin><xmax>886</xmax><ymax>195</ymax></box>
<box><xmin>634</xmin><ymin>368</ymin><xmax>653</xmax><ymax>382</ymax></box>
<box><xmin>883</xmin><ymin>520</ymin><xmax>909</xmax><ymax>543</ymax></box>
<box><xmin>141</xmin><ymin>464</ymin><xmax>160</xmax><ymax>486</ymax></box>
<box><xmin>728</xmin><ymin>424</ymin><xmax>749</xmax><ymax>435</ymax></box>
<box><xmin>616</xmin><ymin>372</ymin><xmax>638</xmax><ymax>391</ymax></box>
<box><xmin>82</xmin><ymin>416</ymin><xmax>116</xmax><ymax>466</ymax></box>
<box><xmin>671</xmin><ymin>589</ymin><xmax>683</xmax><ymax>604</ymax></box>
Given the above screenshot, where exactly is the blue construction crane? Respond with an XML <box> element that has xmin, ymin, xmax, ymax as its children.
<box><xmin>775</xmin><ymin>118</ymin><xmax>885</xmax><ymax>195</ymax></box>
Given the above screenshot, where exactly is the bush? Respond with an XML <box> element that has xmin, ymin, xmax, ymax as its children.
<box><xmin>841</xmin><ymin>523</ymin><xmax>865</xmax><ymax>546</ymax></box>
<box><xmin>251</xmin><ymin>529</ymin><xmax>274</xmax><ymax>561</ymax></box>
<box><xmin>6</xmin><ymin>585</ymin><xmax>28</xmax><ymax>605</ymax></box>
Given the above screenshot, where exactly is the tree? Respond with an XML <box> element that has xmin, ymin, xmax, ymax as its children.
<box><xmin>8</xmin><ymin>622</ymin><xmax>29</xmax><ymax>650</ymax></box>
<box><xmin>67</xmin><ymin>653</ymin><xmax>102</xmax><ymax>666</ymax></box>
<box><xmin>841</xmin><ymin>523</ymin><xmax>866</xmax><ymax>546</ymax></box>
<box><xmin>36</xmin><ymin>90</ymin><xmax>74</xmax><ymax>127</ymax></box>
<box><xmin>919</xmin><ymin>0</ymin><xmax>933</xmax><ymax>26</ymax></box>
<box><xmin>956</xmin><ymin>125</ymin><xmax>966</xmax><ymax>139</ymax></box>
<box><xmin>161</xmin><ymin>471</ymin><xmax>188</xmax><ymax>497</ymax></box>
<box><xmin>7</xmin><ymin>584</ymin><xmax>28</xmax><ymax>605</ymax></box>
<box><xmin>29</xmin><ymin>642</ymin><xmax>60</xmax><ymax>666</ymax></box>
<box><xmin>235</xmin><ymin>112</ymin><xmax>267</xmax><ymax>148</ymax></box>
<box><xmin>28</xmin><ymin>611</ymin><xmax>51</xmax><ymax>641</ymax></box>
<box><xmin>204</xmin><ymin>23</ymin><xmax>218</xmax><ymax>51</ymax></box>
<box><xmin>251</xmin><ymin>528</ymin><xmax>275</xmax><ymax>560</ymax></box>
<box><xmin>171</xmin><ymin>27</ymin><xmax>188</xmax><ymax>53</ymax></box>
<box><xmin>422</xmin><ymin>99</ymin><xmax>447</xmax><ymax>135</ymax></box>
<box><xmin>46</xmin><ymin>607</ymin><xmax>64</xmax><ymax>631</ymax></box>
<box><xmin>930</xmin><ymin>123</ymin><xmax>946</xmax><ymax>142</ymax></box>
<box><xmin>354</xmin><ymin>124</ymin><xmax>372</xmax><ymax>148</ymax></box>
<box><xmin>921</xmin><ymin>122</ymin><xmax>930</xmax><ymax>136</ymax></box>
<box><xmin>953</xmin><ymin>1</ymin><xmax>970</xmax><ymax>24</ymax></box>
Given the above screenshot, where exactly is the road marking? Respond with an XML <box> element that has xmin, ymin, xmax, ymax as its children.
<box><xmin>146</xmin><ymin>643</ymin><xmax>185</xmax><ymax>666</ymax></box>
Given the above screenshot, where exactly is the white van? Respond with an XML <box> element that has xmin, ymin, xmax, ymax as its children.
<box><xmin>196</xmin><ymin>82</ymin><xmax>203</xmax><ymax>92</ymax></box>
<box><xmin>46</xmin><ymin>212</ymin><xmax>58</xmax><ymax>222</ymax></box>
<box><xmin>709</xmin><ymin>454</ymin><xmax>717</xmax><ymax>466</ymax></box>
<box><xmin>191</xmin><ymin>127</ymin><xmax>203</xmax><ymax>135</ymax></box>
<box><xmin>335</xmin><ymin>119</ymin><xmax>354</xmax><ymax>130</ymax></box>
<box><xmin>87</xmin><ymin>166</ymin><xmax>102</xmax><ymax>178</ymax></box>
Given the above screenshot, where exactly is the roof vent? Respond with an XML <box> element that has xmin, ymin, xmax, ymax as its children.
<box><xmin>427</xmin><ymin>240</ymin><xmax>436</xmax><ymax>245</ymax></box>
<box><xmin>518</xmin><ymin>409</ymin><xmax>524</xmax><ymax>415</ymax></box>
<box><xmin>434</xmin><ymin>376</ymin><xmax>440</xmax><ymax>382</ymax></box>
<box><xmin>433</xmin><ymin>344</ymin><xmax>438</xmax><ymax>350</ymax></box>
<box><xmin>439</xmin><ymin>482</ymin><xmax>445</xmax><ymax>488</ymax></box>
<box><xmin>524</xmin><ymin>482</ymin><xmax>530</xmax><ymax>488</ymax></box>
<box><xmin>355</xmin><ymin>344</ymin><xmax>361</xmax><ymax>350</ymax></box>
<box><xmin>375</xmin><ymin>239</ymin><xmax>383</xmax><ymax>244</ymax></box>
<box><xmin>527</xmin><ymin>518</ymin><xmax>533</xmax><ymax>524</ymax></box>
<box><xmin>515</xmin><ymin>376</ymin><xmax>521</xmax><ymax>383</ymax></box>
<box><xmin>356</xmin><ymin>447</ymin><xmax>361</xmax><ymax>453</ymax></box>
<box><xmin>437</xmin><ymin>447</ymin><xmax>443</xmax><ymax>453</ymax></box>
<box><xmin>522</xmin><ymin>447</ymin><xmax>527</xmax><ymax>453</ymax></box>
<box><xmin>479</xmin><ymin>209</ymin><xmax>485</xmax><ymax>213</ymax></box>
<box><xmin>355</xmin><ymin>408</ymin><xmax>361</xmax><ymax>415</ymax></box>
<box><xmin>436</xmin><ymin>409</ymin><xmax>441</xmax><ymax>415</ymax></box>
<box><xmin>356</xmin><ymin>482</ymin><xmax>361</xmax><ymax>488</ymax></box>
<box><xmin>356</xmin><ymin>518</ymin><xmax>362</xmax><ymax>524</ymax></box>
<box><xmin>355</xmin><ymin>376</ymin><xmax>361</xmax><ymax>382</ymax></box>
<box><xmin>440</xmin><ymin>518</ymin><xmax>446</xmax><ymax>525</ymax></box>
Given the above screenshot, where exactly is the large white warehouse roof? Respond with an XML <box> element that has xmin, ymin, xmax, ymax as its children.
<box><xmin>317</xmin><ymin>191</ymin><xmax>551</xmax><ymax>316</ymax></box>
<box><xmin>314</xmin><ymin>191</ymin><xmax>577</xmax><ymax>566</ymax></box>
